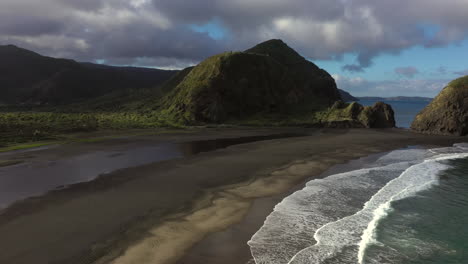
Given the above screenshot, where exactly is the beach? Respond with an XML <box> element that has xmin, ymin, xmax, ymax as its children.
<box><xmin>0</xmin><ymin>128</ymin><xmax>463</xmax><ymax>264</ymax></box>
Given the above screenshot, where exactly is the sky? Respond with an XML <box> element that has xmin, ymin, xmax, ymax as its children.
<box><xmin>1</xmin><ymin>0</ymin><xmax>468</xmax><ymax>97</ymax></box>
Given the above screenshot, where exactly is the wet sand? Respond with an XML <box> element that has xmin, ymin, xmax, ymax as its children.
<box><xmin>0</xmin><ymin>129</ymin><xmax>303</xmax><ymax>209</ymax></box>
<box><xmin>0</xmin><ymin>128</ymin><xmax>464</xmax><ymax>264</ymax></box>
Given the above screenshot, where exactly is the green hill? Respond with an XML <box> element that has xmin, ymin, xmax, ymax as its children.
<box><xmin>160</xmin><ymin>39</ymin><xmax>341</xmax><ymax>123</ymax></box>
<box><xmin>412</xmin><ymin>75</ymin><xmax>468</xmax><ymax>135</ymax></box>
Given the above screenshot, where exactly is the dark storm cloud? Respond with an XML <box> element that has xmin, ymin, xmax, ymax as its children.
<box><xmin>342</xmin><ymin>51</ymin><xmax>377</xmax><ymax>72</ymax></box>
<box><xmin>0</xmin><ymin>0</ymin><xmax>467</xmax><ymax>69</ymax></box>
<box><xmin>86</xmin><ymin>25</ymin><xmax>224</xmax><ymax>62</ymax></box>
<box><xmin>0</xmin><ymin>0</ymin><xmax>64</xmax><ymax>36</ymax></box>
<box><xmin>0</xmin><ymin>16</ymin><xmax>63</xmax><ymax>36</ymax></box>
<box><xmin>0</xmin><ymin>0</ymin><xmax>227</xmax><ymax>67</ymax></box>
<box><xmin>58</xmin><ymin>0</ymin><xmax>105</xmax><ymax>11</ymax></box>
<box><xmin>152</xmin><ymin>0</ymin><xmax>345</xmax><ymax>28</ymax></box>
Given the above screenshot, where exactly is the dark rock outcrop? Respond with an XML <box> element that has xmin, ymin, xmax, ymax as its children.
<box><xmin>322</xmin><ymin>101</ymin><xmax>396</xmax><ymax>128</ymax></box>
<box><xmin>411</xmin><ymin>76</ymin><xmax>468</xmax><ymax>136</ymax></box>
<box><xmin>360</xmin><ymin>102</ymin><xmax>396</xmax><ymax>128</ymax></box>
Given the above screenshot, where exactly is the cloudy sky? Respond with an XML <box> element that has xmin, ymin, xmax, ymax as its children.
<box><xmin>1</xmin><ymin>0</ymin><xmax>468</xmax><ymax>97</ymax></box>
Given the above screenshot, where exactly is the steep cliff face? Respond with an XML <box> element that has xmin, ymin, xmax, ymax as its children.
<box><xmin>411</xmin><ymin>76</ymin><xmax>468</xmax><ymax>136</ymax></box>
<box><xmin>162</xmin><ymin>39</ymin><xmax>341</xmax><ymax>123</ymax></box>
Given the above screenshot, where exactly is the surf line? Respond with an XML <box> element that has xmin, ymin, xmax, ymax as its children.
<box><xmin>357</xmin><ymin>152</ymin><xmax>468</xmax><ymax>263</ymax></box>
<box><xmin>283</xmin><ymin>152</ymin><xmax>468</xmax><ymax>264</ymax></box>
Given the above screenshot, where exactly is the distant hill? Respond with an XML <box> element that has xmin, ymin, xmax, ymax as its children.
<box><xmin>0</xmin><ymin>45</ymin><xmax>177</xmax><ymax>104</ymax></box>
<box><xmin>357</xmin><ymin>96</ymin><xmax>433</xmax><ymax>102</ymax></box>
<box><xmin>339</xmin><ymin>89</ymin><xmax>359</xmax><ymax>102</ymax></box>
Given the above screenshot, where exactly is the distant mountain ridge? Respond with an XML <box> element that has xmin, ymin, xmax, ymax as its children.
<box><xmin>338</xmin><ymin>89</ymin><xmax>359</xmax><ymax>102</ymax></box>
<box><xmin>0</xmin><ymin>45</ymin><xmax>176</xmax><ymax>104</ymax></box>
<box><xmin>358</xmin><ymin>96</ymin><xmax>433</xmax><ymax>102</ymax></box>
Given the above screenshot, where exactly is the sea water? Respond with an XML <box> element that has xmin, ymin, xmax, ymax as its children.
<box><xmin>358</xmin><ymin>100</ymin><xmax>430</xmax><ymax>128</ymax></box>
<box><xmin>248</xmin><ymin>144</ymin><xmax>468</xmax><ymax>264</ymax></box>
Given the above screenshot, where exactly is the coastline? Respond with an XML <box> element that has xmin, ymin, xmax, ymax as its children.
<box><xmin>177</xmin><ymin>151</ymin><xmax>389</xmax><ymax>264</ymax></box>
<box><xmin>0</xmin><ymin>128</ymin><xmax>464</xmax><ymax>264</ymax></box>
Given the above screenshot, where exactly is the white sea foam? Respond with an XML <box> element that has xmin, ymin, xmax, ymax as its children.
<box><xmin>248</xmin><ymin>145</ymin><xmax>468</xmax><ymax>264</ymax></box>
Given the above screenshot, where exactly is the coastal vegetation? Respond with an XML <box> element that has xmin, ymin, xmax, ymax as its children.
<box><xmin>0</xmin><ymin>111</ymin><xmax>185</xmax><ymax>146</ymax></box>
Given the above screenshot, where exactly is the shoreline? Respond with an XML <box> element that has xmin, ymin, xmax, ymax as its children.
<box><xmin>0</xmin><ymin>128</ymin><xmax>464</xmax><ymax>264</ymax></box>
<box><xmin>177</xmin><ymin>151</ymin><xmax>390</xmax><ymax>264</ymax></box>
<box><xmin>0</xmin><ymin>127</ymin><xmax>198</xmax><ymax>153</ymax></box>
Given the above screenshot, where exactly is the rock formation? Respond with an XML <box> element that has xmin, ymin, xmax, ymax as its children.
<box><xmin>322</xmin><ymin>101</ymin><xmax>395</xmax><ymax>128</ymax></box>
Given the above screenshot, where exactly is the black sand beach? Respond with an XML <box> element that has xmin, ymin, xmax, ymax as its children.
<box><xmin>0</xmin><ymin>128</ymin><xmax>463</xmax><ymax>264</ymax></box>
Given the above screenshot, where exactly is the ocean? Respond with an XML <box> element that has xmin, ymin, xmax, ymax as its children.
<box><xmin>248</xmin><ymin>144</ymin><xmax>468</xmax><ymax>264</ymax></box>
<box><xmin>358</xmin><ymin>99</ymin><xmax>431</xmax><ymax>128</ymax></box>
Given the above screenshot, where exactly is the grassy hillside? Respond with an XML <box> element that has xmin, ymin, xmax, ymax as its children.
<box><xmin>411</xmin><ymin>75</ymin><xmax>468</xmax><ymax>135</ymax></box>
<box><xmin>159</xmin><ymin>40</ymin><xmax>340</xmax><ymax>124</ymax></box>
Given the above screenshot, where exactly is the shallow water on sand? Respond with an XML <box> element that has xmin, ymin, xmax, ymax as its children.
<box><xmin>0</xmin><ymin>133</ymin><xmax>304</xmax><ymax>209</ymax></box>
<box><xmin>0</xmin><ymin>143</ymin><xmax>183</xmax><ymax>208</ymax></box>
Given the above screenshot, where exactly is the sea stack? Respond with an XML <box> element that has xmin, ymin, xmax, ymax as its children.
<box><xmin>411</xmin><ymin>75</ymin><xmax>468</xmax><ymax>136</ymax></box>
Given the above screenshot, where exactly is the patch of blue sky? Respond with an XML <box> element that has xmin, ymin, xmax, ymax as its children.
<box><xmin>418</xmin><ymin>23</ymin><xmax>441</xmax><ymax>40</ymax></box>
<box><xmin>314</xmin><ymin>38</ymin><xmax>468</xmax><ymax>81</ymax></box>
<box><xmin>189</xmin><ymin>18</ymin><xmax>228</xmax><ymax>40</ymax></box>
